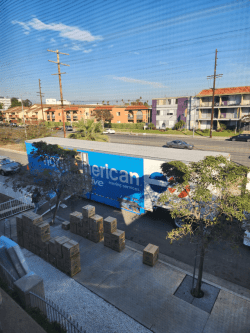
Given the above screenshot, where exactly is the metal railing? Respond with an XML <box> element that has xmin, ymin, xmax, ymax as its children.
<box><xmin>0</xmin><ymin>262</ymin><xmax>17</xmax><ymax>290</ymax></box>
<box><xmin>29</xmin><ymin>292</ymin><xmax>85</xmax><ymax>333</ymax></box>
<box><xmin>0</xmin><ymin>197</ymin><xmax>34</xmax><ymax>220</ymax></box>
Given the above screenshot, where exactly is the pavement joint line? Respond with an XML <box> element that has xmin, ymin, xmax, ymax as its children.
<box><xmin>125</xmin><ymin>244</ymin><xmax>250</xmax><ymax>303</ymax></box>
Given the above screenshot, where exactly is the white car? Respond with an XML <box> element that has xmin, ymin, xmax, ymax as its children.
<box><xmin>103</xmin><ymin>129</ymin><xmax>115</xmax><ymax>134</ymax></box>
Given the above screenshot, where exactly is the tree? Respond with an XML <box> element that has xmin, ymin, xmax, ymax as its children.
<box><xmin>5</xmin><ymin>141</ymin><xmax>92</xmax><ymax>224</ymax></box>
<box><xmin>0</xmin><ymin>103</ymin><xmax>3</xmax><ymax>121</ymax></box>
<box><xmin>93</xmin><ymin>109</ymin><xmax>114</xmax><ymax>123</ymax></box>
<box><xmin>158</xmin><ymin>156</ymin><xmax>250</xmax><ymax>298</ymax></box>
<box><xmin>174</xmin><ymin>120</ymin><xmax>185</xmax><ymax>130</ymax></box>
<box><xmin>144</xmin><ymin>102</ymin><xmax>149</xmax><ymax>107</ymax></box>
<box><xmin>9</xmin><ymin>98</ymin><xmax>22</xmax><ymax>108</ymax></box>
<box><xmin>22</xmin><ymin>99</ymin><xmax>32</xmax><ymax>107</ymax></box>
<box><xmin>70</xmin><ymin>119</ymin><xmax>108</xmax><ymax>142</ymax></box>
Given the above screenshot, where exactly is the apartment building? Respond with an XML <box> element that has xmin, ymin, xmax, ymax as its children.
<box><xmin>92</xmin><ymin>105</ymin><xmax>150</xmax><ymax>124</ymax></box>
<box><xmin>3</xmin><ymin>105</ymin><xmax>50</xmax><ymax>124</ymax></box>
<box><xmin>0</xmin><ymin>97</ymin><xmax>11</xmax><ymax>111</ymax></box>
<box><xmin>196</xmin><ymin>86</ymin><xmax>250</xmax><ymax>130</ymax></box>
<box><xmin>45</xmin><ymin>105</ymin><xmax>97</xmax><ymax>123</ymax></box>
<box><xmin>152</xmin><ymin>96</ymin><xmax>199</xmax><ymax>130</ymax></box>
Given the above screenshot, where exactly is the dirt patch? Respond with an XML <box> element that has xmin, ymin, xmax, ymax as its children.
<box><xmin>0</xmin><ymin>143</ymin><xmax>26</xmax><ymax>152</ymax></box>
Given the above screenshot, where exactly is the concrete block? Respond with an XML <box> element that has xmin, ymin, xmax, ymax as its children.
<box><xmin>13</xmin><ymin>272</ymin><xmax>45</xmax><ymax>309</ymax></box>
<box><xmin>104</xmin><ymin>216</ymin><xmax>117</xmax><ymax>234</ymax></box>
<box><xmin>6</xmin><ymin>245</ymin><xmax>30</xmax><ymax>278</ymax></box>
<box><xmin>62</xmin><ymin>221</ymin><xmax>70</xmax><ymax>230</ymax></box>
<box><xmin>55</xmin><ymin>236</ymin><xmax>70</xmax><ymax>257</ymax></box>
<box><xmin>89</xmin><ymin>230</ymin><xmax>104</xmax><ymax>243</ymax></box>
<box><xmin>143</xmin><ymin>243</ymin><xmax>159</xmax><ymax>267</ymax></box>
<box><xmin>62</xmin><ymin>240</ymin><xmax>79</xmax><ymax>259</ymax></box>
<box><xmin>89</xmin><ymin>214</ymin><xmax>103</xmax><ymax>232</ymax></box>
<box><xmin>82</xmin><ymin>205</ymin><xmax>95</xmax><ymax>218</ymax></box>
<box><xmin>111</xmin><ymin>230</ymin><xmax>125</xmax><ymax>245</ymax></box>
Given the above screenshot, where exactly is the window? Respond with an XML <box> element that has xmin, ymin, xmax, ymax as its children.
<box><xmin>168</xmin><ymin>99</ymin><xmax>171</xmax><ymax>105</ymax></box>
<box><xmin>58</xmin><ymin>113</ymin><xmax>61</xmax><ymax>116</ymax></box>
<box><xmin>86</xmin><ymin>112</ymin><xmax>89</xmax><ymax>116</ymax></box>
<box><xmin>162</xmin><ymin>122</ymin><xmax>165</xmax><ymax>127</ymax></box>
<box><xmin>167</xmin><ymin>112</ymin><xmax>173</xmax><ymax>115</ymax></box>
<box><xmin>156</xmin><ymin>121</ymin><xmax>159</xmax><ymax>126</ymax></box>
<box><xmin>59</xmin><ymin>120</ymin><xmax>61</xmax><ymax>122</ymax></box>
<box><xmin>156</xmin><ymin>110</ymin><xmax>160</xmax><ymax>115</ymax></box>
<box><xmin>117</xmin><ymin>121</ymin><xmax>121</xmax><ymax>123</ymax></box>
<box><xmin>116</xmin><ymin>112</ymin><xmax>120</xmax><ymax>116</ymax></box>
<box><xmin>175</xmin><ymin>99</ymin><xmax>178</xmax><ymax>104</ymax></box>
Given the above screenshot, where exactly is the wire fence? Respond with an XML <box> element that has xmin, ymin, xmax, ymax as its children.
<box><xmin>29</xmin><ymin>292</ymin><xmax>86</xmax><ymax>333</ymax></box>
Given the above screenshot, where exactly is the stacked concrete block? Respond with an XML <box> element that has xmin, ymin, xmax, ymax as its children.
<box><xmin>61</xmin><ymin>221</ymin><xmax>70</xmax><ymax>230</ymax></box>
<box><xmin>103</xmin><ymin>216</ymin><xmax>125</xmax><ymax>252</ymax></box>
<box><xmin>69</xmin><ymin>211</ymin><xmax>83</xmax><ymax>235</ymax></box>
<box><xmin>88</xmin><ymin>214</ymin><xmax>104</xmax><ymax>243</ymax></box>
<box><xmin>15</xmin><ymin>214</ymin><xmax>81</xmax><ymax>277</ymax></box>
<box><xmin>143</xmin><ymin>244</ymin><xmax>159</xmax><ymax>267</ymax></box>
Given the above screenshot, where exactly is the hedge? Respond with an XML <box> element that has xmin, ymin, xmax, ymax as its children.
<box><xmin>105</xmin><ymin>123</ymin><xmax>146</xmax><ymax>129</ymax></box>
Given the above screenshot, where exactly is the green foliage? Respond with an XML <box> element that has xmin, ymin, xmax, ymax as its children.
<box><xmin>147</xmin><ymin>122</ymin><xmax>154</xmax><ymax>129</ymax></box>
<box><xmin>108</xmin><ymin>122</ymin><xmax>146</xmax><ymax>129</ymax></box>
<box><xmin>219</xmin><ymin>123</ymin><xmax>227</xmax><ymax>131</ymax></box>
<box><xmin>161</xmin><ymin>160</ymin><xmax>191</xmax><ymax>185</ymax></box>
<box><xmin>10</xmin><ymin>97</ymin><xmax>22</xmax><ymax>108</ymax></box>
<box><xmin>173</xmin><ymin>120</ymin><xmax>185</xmax><ymax>130</ymax></box>
<box><xmin>0</xmin><ymin>103</ymin><xmax>3</xmax><ymax>109</ymax></box>
<box><xmin>69</xmin><ymin>119</ymin><xmax>106</xmax><ymax>141</ymax></box>
<box><xmin>93</xmin><ymin>109</ymin><xmax>113</xmax><ymax>122</ymax></box>
<box><xmin>22</xmin><ymin>99</ymin><xmax>32</xmax><ymax>107</ymax></box>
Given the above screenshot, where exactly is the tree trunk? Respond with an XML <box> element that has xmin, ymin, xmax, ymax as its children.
<box><xmin>193</xmin><ymin>243</ymin><xmax>205</xmax><ymax>298</ymax></box>
<box><xmin>51</xmin><ymin>192</ymin><xmax>61</xmax><ymax>225</ymax></box>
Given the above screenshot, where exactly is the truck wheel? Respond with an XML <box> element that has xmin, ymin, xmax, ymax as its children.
<box><xmin>174</xmin><ymin>217</ymin><xmax>185</xmax><ymax>228</ymax></box>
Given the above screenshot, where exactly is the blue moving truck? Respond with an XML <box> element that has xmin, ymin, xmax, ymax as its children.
<box><xmin>25</xmin><ymin>137</ymin><xmax>231</xmax><ymax>215</ymax></box>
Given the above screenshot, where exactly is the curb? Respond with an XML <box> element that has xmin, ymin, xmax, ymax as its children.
<box><xmin>0</xmin><ymin>147</ymin><xmax>27</xmax><ymax>155</ymax></box>
<box><xmin>115</xmin><ymin>131</ymin><xmax>230</xmax><ymax>140</ymax></box>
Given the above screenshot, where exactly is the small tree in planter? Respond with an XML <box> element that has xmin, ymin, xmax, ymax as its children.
<box><xmin>158</xmin><ymin>156</ymin><xmax>250</xmax><ymax>298</ymax></box>
<box><xmin>5</xmin><ymin>141</ymin><xmax>93</xmax><ymax>224</ymax></box>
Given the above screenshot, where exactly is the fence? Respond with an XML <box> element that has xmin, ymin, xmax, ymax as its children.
<box><xmin>29</xmin><ymin>292</ymin><xmax>85</xmax><ymax>333</ymax></box>
<box><xmin>0</xmin><ymin>197</ymin><xmax>34</xmax><ymax>220</ymax></box>
<box><xmin>0</xmin><ymin>263</ymin><xmax>85</xmax><ymax>333</ymax></box>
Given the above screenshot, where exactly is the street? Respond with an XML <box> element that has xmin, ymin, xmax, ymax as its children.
<box><xmin>0</xmin><ymin>147</ymin><xmax>250</xmax><ymax>290</ymax></box>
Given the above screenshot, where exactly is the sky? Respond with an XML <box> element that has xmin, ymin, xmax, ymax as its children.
<box><xmin>1</xmin><ymin>0</ymin><xmax>250</xmax><ymax>104</ymax></box>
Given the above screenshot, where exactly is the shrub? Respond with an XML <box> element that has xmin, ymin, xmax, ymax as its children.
<box><xmin>174</xmin><ymin>120</ymin><xmax>186</xmax><ymax>130</ymax></box>
<box><xmin>219</xmin><ymin>123</ymin><xmax>227</xmax><ymax>131</ymax></box>
<box><xmin>148</xmin><ymin>122</ymin><xmax>154</xmax><ymax>129</ymax></box>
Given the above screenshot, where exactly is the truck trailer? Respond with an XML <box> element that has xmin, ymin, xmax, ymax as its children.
<box><xmin>25</xmin><ymin>137</ymin><xmax>231</xmax><ymax>215</ymax></box>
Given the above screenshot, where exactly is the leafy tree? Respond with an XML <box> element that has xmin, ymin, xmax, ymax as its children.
<box><xmin>10</xmin><ymin>98</ymin><xmax>22</xmax><ymax>108</ymax></box>
<box><xmin>0</xmin><ymin>103</ymin><xmax>3</xmax><ymax>109</ymax></box>
<box><xmin>93</xmin><ymin>108</ymin><xmax>114</xmax><ymax>123</ymax></box>
<box><xmin>144</xmin><ymin>102</ymin><xmax>149</xmax><ymax>107</ymax></box>
<box><xmin>70</xmin><ymin>119</ymin><xmax>108</xmax><ymax>142</ymax></box>
<box><xmin>0</xmin><ymin>104</ymin><xmax>3</xmax><ymax>121</ymax></box>
<box><xmin>5</xmin><ymin>141</ymin><xmax>93</xmax><ymax>224</ymax></box>
<box><xmin>22</xmin><ymin>99</ymin><xmax>32</xmax><ymax>107</ymax></box>
<box><xmin>147</xmin><ymin>122</ymin><xmax>154</xmax><ymax>129</ymax></box>
<box><xmin>158</xmin><ymin>156</ymin><xmax>250</xmax><ymax>298</ymax></box>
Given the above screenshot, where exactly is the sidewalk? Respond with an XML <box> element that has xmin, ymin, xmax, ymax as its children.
<box><xmin>1</xmin><ymin>204</ymin><xmax>250</xmax><ymax>333</ymax></box>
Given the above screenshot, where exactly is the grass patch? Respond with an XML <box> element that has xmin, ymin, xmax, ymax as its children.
<box><xmin>0</xmin><ymin>276</ymin><xmax>67</xmax><ymax>333</ymax></box>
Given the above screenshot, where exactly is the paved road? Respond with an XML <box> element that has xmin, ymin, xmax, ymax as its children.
<box><xmin>107</xmin><ymin>133</ymin><xmax>250</xmax><ymax>167</ymax></box>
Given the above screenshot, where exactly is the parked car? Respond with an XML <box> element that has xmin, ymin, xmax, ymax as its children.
<box><xmin>166</xmin><ymin>140</ymin><xmax>194</xmax><ymax>149</ymax></box>
<box><xmin>10</xmin><ymin>123</ymin><xmax>18</xmax><ymax>127</ymax></box>
<box><xmin>103</xmin><ymin>128</ymin><xmax>115</xmax><ymax>134</ymax></box>
<box><xmin>0</xmin><ymin>156</ymin><xmax>21</xmax><ymax>176</ymax></box>
<box><xmin>65</xmin><ymin>126</ymin><xmax>73</xmax><ymax>131</ymax></box>
<box><xmin>230</xmin><ymin>134</ymin><xmax>250</xmax><ymax>142</ymax></box>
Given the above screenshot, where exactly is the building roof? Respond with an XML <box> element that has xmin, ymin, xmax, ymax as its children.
<box><xmin>93</xmin><ymin>106</ymin><xmax>114</xmax><ymax>111</ymax></box>
<box><xmin>197</xmin><ymin>86</ymin><xmax>250</xmax><ymax>97</ymax></box>
<box><xmin>125</xmin><ymin>105</ymin><xmax>149</xmax><ymax>110</ymax></box>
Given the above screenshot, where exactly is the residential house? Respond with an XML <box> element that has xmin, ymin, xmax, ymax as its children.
<box><xmin>152</xmin><ymin>96</ymin><xmax>199</xmax><ymax>130</ymax></box>
<box><xmin>0</xmin><ymin>97</ymin><xmax>11</xmax><ymax>111</ymax></box>
<box><xmin>196</xmin><ymin>86</ymin><xmax>250</xmax><ymax>131</ymax></box>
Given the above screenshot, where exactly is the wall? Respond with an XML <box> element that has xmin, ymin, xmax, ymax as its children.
<box><xmin>152</xmin><ymin>100</ymin><xmax>157</xmax><ymax>126</ymax></box>
<box><xmin>176</xmin><ymin>97</ymin><xmax>188</xmax><ymax>123</ymax></box>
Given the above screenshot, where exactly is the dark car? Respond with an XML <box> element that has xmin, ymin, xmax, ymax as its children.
<box><xmin>166</xmin><ymin>140</ymin><xmax>194</xmax><ymax>149</ymax></box>
<box><xmin>230</xmin><ymin>134</ymin><xmax>250</xmax><ymax>142</ymax></box>
<box><xmin>10</xmin><ymin>123</ymin><xmax>18</xmax><ymax>127</ymax></box>
<box><xmin>0</xmin><ymin>156</ymin><xmax>21</xmax><ymax>176</ymax></box>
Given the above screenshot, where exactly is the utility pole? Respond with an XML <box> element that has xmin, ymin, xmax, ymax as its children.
<box><xmin>47</xmin><ymin>49</ymin><xmax>70</xmax><ymax>138</ymax></box>
<box><xmin>207</xmin><ymin>49</ymin><xmax>223</xmax><ymax>138</ymax></box>
<box><xmin>37</xmin><ymin>79</ymin><xmax>45</xmax><ymax>122</ymax></box>
<box><xmin>21</xmin><ymin>98</ymin><xmax>27</xmax><ymax>139</ymax></box>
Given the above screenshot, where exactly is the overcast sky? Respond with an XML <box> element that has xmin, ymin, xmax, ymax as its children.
<box><xmin>1</xmin><ymin>0</ymin><xmax>250</xmax><ymax>104</ymax></box>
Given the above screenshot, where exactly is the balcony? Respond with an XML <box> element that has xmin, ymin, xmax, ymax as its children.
<box><xmin>51</xmin><ymin>116</ymin><xmax>55</xmax><ymax>119</ymax></box>
<box><xmin>136</xmin><ymin>115</ymin><xmax>143</xmax><ymax>120</ymax></box>
<box><xmin>128</xmin><ymin>115</ymin><xmax>134</xmax><ymax>119</ymax></box>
